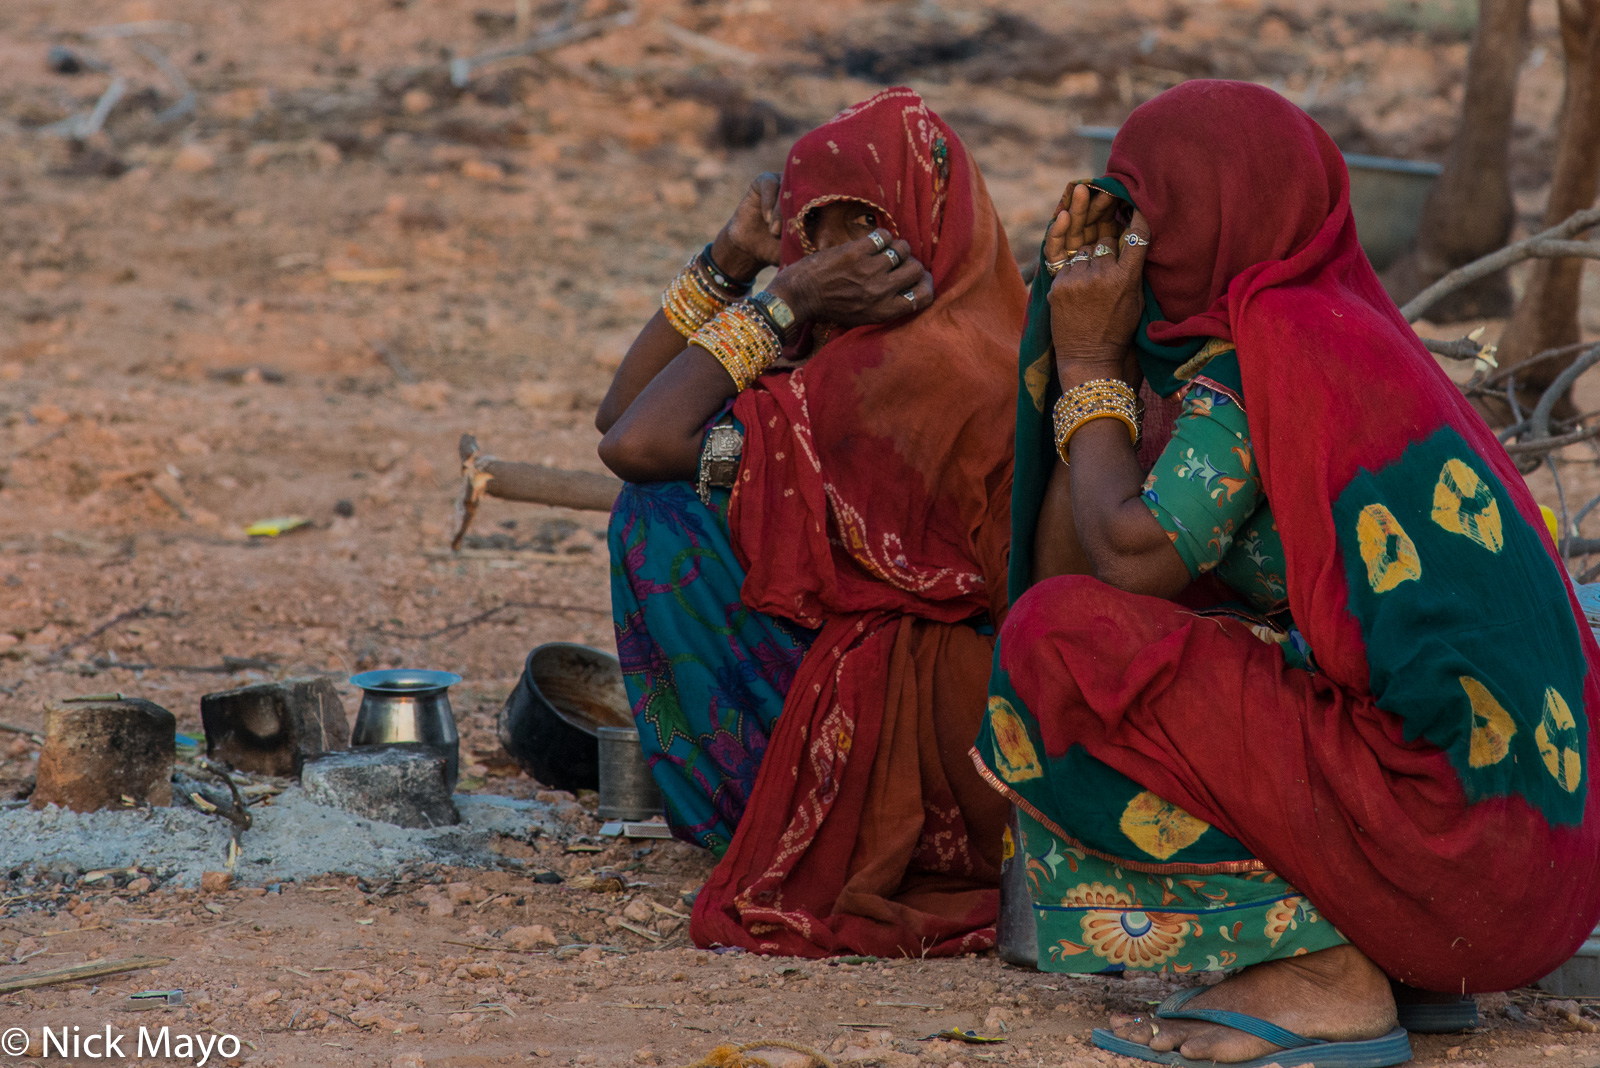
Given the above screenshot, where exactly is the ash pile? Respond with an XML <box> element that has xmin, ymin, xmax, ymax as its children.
<box><xmin>0</xmin><ymin>677</ymin><xmax>590</xmax><ymax>890</ymax></box>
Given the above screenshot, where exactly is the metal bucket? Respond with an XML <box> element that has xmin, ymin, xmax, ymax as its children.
<box><xmin>1539</xmin><ymin>925</ymin><xmax>1600</xmax><ymax>997</ymax></box>
<box><xmin>1077</xmin><ymin>126</ymin><xmax>1441</xmax><ymax>271</ymax></box>
<box><xmin>997</xmin><ymin>806</ymin><xmax>1039</xmax><ymax>968</ymax></box>
<box><xmin>596</xmin><ymin>726</ymin><xmax>663</xmax><ymax>821</ymax></box>
<box><xmin>349</xmin><ymin>669</ymin><xmax>462</xmax><ymax>792</ymax></box>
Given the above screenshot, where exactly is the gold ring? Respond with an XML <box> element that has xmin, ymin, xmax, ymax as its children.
<box><xmin>1092</xmin><ymin>243</ymin><xmax>1113</xmax><ymax>258</ymax></box>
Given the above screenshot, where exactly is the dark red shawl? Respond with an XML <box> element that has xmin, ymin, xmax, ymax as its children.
<box><xmin>690</xmin><ymin>89</ymin><xmax>1026</xmax><ymax>956</ymax></box>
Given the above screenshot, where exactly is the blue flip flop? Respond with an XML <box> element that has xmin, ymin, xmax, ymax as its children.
<box><xmin>1092</xmin><ymin>986</ymin><xmax>1413</xmax><ymax>1068</ymax></box>
<box><xmin>1394</xmin><ymin>997</ymin><xmax>1477</xmax><ymax>1033</ymax></box>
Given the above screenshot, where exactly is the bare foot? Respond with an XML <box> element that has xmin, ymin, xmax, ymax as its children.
<box><xmin>1106</xmin><ymin>945</ymin><xmax>1397</xmax><ymax>1063</ymax></box>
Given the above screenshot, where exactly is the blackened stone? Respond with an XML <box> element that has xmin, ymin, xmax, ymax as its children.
<box><xmin>301</xmin><ymin>745</ymin><xmax>459</xmax><ymax>828</ymax></box>
<box><xmin>201</xmin><ymin>677</ymin><xmax>349</xmax><ymax>777</ymax></box>
<box><xmin>32</xmin><ymin>698</ymin><xmax>175</xmax><ymax>811</ymax></box>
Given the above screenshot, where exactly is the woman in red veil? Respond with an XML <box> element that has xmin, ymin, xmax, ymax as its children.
<box><xmin>594</xmin><ymin>89</ymin><xmax>1026</xmax><ymax>957</ymax></box>
<box><xmin>978</xmin><ymin>79</ymin><xmax>1600</xmax><ymax>1066</ymax></box>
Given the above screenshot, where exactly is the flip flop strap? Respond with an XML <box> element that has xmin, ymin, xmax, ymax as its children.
<box><xmin>1155</xmin><ymin>1003</ymin><xmax>1322</xmax><ymax>1051</ymax></box>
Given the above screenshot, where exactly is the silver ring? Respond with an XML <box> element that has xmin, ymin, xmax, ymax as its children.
<box><xmin>882</xmin><ymin>247</ymin><xmax>901</xmax><ymax>268</ymax></box>
<box><xmin>901</xmin><ymin>290</ymin><xmax>917</xmax><ymax>306</ymax></box>
<box><xmin>868</xmin><ymin>231</ymin><xmax>888</xmax><ymax>253</ymax></box>
<box><xmin>1092</xmin><ymin>243</ymin><xmax>1113</xmax><ymax>258</ymax></box>
<box><xmin>1070</xmin><ymin>249</ymin><xmax>1092</xmax><ymax>264</ymax></box>
<box><xmin>1124</xmin><ymin>232</ymin><xmax>1150</xmax><ymax>247</ymax></box>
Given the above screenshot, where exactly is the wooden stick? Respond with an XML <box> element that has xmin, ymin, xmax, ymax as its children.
<box><xmin>451</xmin><ymin>434</ymin><xmax>622</xmax><ymax>550</ymax></box>
<box><xmin>0</xmin><ymin>723</ymin><xmax>43</xmax><ymax>743</ymax></box>
<box><xmin>1401</xmin><ymin>207</ymin><xmax>1600</xmax><ymax>322</ymax></box>
<box><xmin>0</xmin><ymin>956</ymin><xmax>172</xmax><ymax>995</ymax></box>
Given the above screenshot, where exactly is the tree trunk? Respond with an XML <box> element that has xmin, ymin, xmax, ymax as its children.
<box><xmin>1383</xmin><ymin>0</ymin><xmax>1529</xmax><ymax>320</ymax></box>
<box><xmin>1496</xmin><ymin>0</ymin><xmax>1600</xmax><ymax>416</ymax></box>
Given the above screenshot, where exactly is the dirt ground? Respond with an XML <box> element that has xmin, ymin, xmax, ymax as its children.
<box><xmin>2</xmin><ymin>0</ymin><xmax>1600</xmax><ymax>1063</ymax></box>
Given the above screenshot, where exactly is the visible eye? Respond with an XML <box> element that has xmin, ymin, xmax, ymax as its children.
<box><xmin>855</xmin><ymin>211</ymin><xmax>878</xmax><ymax>230</ymax></box>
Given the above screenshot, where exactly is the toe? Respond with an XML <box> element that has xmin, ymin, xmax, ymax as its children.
<box><xmin>1107</xmin><ymin>1012</ymin><xmax>1157</xmax><ymax>1046</ymax></box>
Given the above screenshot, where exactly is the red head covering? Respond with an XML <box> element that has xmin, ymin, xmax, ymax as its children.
<box><xmin>695</xmin><ymin>89</ymin><xmax>1026</xmax><ymax>958</ymax></box>
<box><xmin>730</xmin><ymin>87</ymin><xmax>1025</xmax><ymax>627</ymax></box>
<box><xmin>1106</xmin><ymin>80</ymin><xmax>1343</xmax><ymax>346</ymax></box>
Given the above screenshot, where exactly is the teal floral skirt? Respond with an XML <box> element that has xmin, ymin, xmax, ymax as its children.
<box><xmin>985</xmin><ymin>655</ymin><xmax>1347</xmax><ymax>975</ymax></box>
<box><xmin>608</xmin><ymin>480</ymin><xmax>815</xmax><ymax>856</ymax></box>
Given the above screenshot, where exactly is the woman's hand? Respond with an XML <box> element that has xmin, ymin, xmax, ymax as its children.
<box><xmin>710</xmin><ymin>172</ymin><xmax>784</xmax><ymax>283</ymax></box>
<box><xmin>766</xmin><ymin>229</ymin><xmax>933</xmax><ymax>327</ymax></box>
<box><xmin>1043</xmin><ymin>182</ymin><xmax>1125</xmax><ymax>267</ymax></box>
<box><xmin>1048</xmin><ymin>209</ymin><xmax>1150</xmax><ymax>382</ymax></box>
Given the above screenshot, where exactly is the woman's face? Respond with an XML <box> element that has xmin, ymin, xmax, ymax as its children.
<box><xmin>805</xmin><ymin>201</ymin><xmax>882</xmax><ymax>251</ymax></box>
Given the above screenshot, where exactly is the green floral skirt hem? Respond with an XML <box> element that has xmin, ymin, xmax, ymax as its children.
<box><xmin>1015</xmin><ymin>808</ymin><xmax>1348</xmax><ymax>974</ymax></box>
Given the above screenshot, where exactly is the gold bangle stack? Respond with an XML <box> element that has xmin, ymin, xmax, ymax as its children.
<box><xmin>1053</xmin><ymin>378</ymin><xmax>1142</xmax><ymax>464</ymax></box>
<box><xmin>691</xmin><ymin>300</ymin><xmax>782</xmax><ymax>391</ymax></box>
<box><xmin>662</xmin><ymin>258</ymin><xmax>737</xmax><ymax>337</ymax></box>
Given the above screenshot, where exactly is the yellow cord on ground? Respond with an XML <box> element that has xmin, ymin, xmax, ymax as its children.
<box><xmin>681</xmin><ymin>1041</ymin><xmax>836</xmax><ymax>1068</ymax></box>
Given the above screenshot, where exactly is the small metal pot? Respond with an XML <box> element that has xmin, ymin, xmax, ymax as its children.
<box><xmin>596</xmin><ymin>726</ymin><xmax>663</xmax><ymax>821</ymax></box>
<box><xmin>349</xmin><ymin>669</ymin><xmax>462</xmax><ymax>791</ymax></box>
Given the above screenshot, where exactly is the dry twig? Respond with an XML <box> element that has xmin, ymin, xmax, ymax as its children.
<box><xmin>1401</xmin><ymin>207</ymin><xmax>1600</xmax><ymax>322</ymax></box>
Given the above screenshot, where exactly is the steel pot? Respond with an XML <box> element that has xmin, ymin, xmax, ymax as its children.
<box><xmin>349</xmin><ymin>669</ymin><xmax>462</xmax><ymax>791</ymax></box>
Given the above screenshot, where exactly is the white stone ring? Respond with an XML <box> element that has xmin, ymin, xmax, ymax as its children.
<box><xmin>882</xmin><ymin>247</ymin><xmax>901</xmax><ymax>268</ymax></box>
<box><xmin>868</xmin><ymin>230</ymin><xmax>888</xmax><ymax>253</ymax></box>
<box><xmin>1092</xmin><ymin>243</ymin><xmax>1114</xmax><ymax>257</ymax></box>
<box><xmin>901</xmin><ymin>290</ymin><xmax>917</xmax><ymax>305</ymax></box>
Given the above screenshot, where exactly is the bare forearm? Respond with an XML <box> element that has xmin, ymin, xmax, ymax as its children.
<box><xmin>1064</xmin><ymin>419</ymin><xmax>1190</xmax><ymax>597</ymax></box>
<box><xmin>596</xmin><ymin>312</ymin><xmax>695</xmax><ymax>433</ymax></box>
<box><xmin>597</xmin><ymin>346</ymin><xmax>737</xmax><ymax>483</ymax></box>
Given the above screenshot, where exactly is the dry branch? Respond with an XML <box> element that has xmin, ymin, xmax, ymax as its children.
<box><xmin>1401</xmin><ymin>207</ymin><xmax>1600</xmax><ymax>322</ymax></box>
<box><xmin>448</xmin><ymin>6</ymin><xmax>635</xmax><ymax>88</ymax></box>
<box><xmin>1420</xmin><ymin>335</ymin><xmax>1488</xmax><ymax>360</ymax></box>
<box><xmin>0</xmin><ymin>956</ymin><xmax>172</xmax><ymax>995</ymax></box>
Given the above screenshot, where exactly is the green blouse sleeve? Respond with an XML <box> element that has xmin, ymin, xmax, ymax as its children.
<box><xmin>1140</xmin><ymin>361</ymin><xmax>1262</xmax><ymax>579</ymax></box>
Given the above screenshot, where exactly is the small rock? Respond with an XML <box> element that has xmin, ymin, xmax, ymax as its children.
<box><xmin>301</xmin><ymin>745</ymin><xmax>459</xmax><ymax>828</ymax></box>
<box><xmin>247</xmin><ymin>989</ymin><xmax>282</xmax><ymax>1010</ymax></box>
<box><xmin>505</xmin><ymin>924</ymin><xmax>559</xmax><ymax>950</ymax></box>
<box><xmin>446</xmin><ymin>881</ymin><xmax>476</xmax><ymax>905</ymax></box>
<box><xmin>632</xmin><ymin>1049</ymin><xmax>656</xmax><ymax>1065</ymax></box>
<box><xmin>171</xmin><ymin>143</ymin><xmax>217</xmax><ymax>173</ymax></box>
<box><xmin>622</xmin><ymin>899</ymin><xmax>655</xmax><ymax>924</ymax></box>
<box><xmin>461</xmin><ymin>158</ymin><xmax>506</xmax><ymax>182</ymax></box>
<box><xmin>396</xmin><ymin>380</ymin><xmax>451</xmax><ymax>411</ymax></box>
<box><xmin>391</xmin><ymin>1055</ymin><xmax>426</xmax><ymax>1068</ymax></box>
<box><xmin>200</xmin><ymin>871</ymin><xmax>233</xmax><ymax>893</ymax></box>
<box><xmin>32</xmin><ymin>698</ymin><xmax>174</xmax><ymax>812</ymax></box>
<box><xmin>425</xmin><ymin>894</ymin><xmax>455</xmax><ymax>918</ymax></box>
<box><xmin>983</xmin><ymin>1006</ymin><xmax>1012</xmax><ymax>1031</ymax></box>
<box><xmin>125</xmin><ymin>877</ymin><xmax>152</xmax><ymax>894</ymax></box>
<box><xmin>201</xmin><ymin>676</ymin><xmax>350</xmax><ymax>777</ymax></box>
<box><xmin>447</xmin><ymin>1012</ymin><xmax>474</xmax><ymax>1026</ymax></box>
<box><xmin>401</xmin><ymin>89</ymin><xmax>433</xmax><ymax>115</ymax></box>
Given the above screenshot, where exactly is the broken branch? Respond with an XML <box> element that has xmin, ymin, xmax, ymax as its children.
<box><xmin>370</xmin><ymin>598</ymin><xmax>606</xmax><ymax>641</ymax></box>
<box><xmin>448</xmin><ymin>5</ymin><xmax>636</xmax><ymax>88</ymax></box>
<box><xmin>1401</xmin><ymin>206</ymin><xmax>1600</xmax><ymax>322</ymax></box>
<box><xmin>0</xmin><ymin>956</ymin><xmax>172</xmax><ymax>995</ymax></box>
